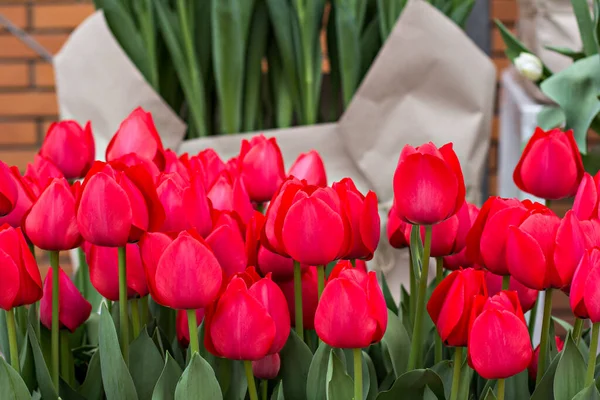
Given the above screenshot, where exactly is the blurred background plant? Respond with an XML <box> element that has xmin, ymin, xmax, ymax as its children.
<box><xmin>94</xmin><ymin>0</ymin><xmax>476</xmax><ymax>139</ymax></box>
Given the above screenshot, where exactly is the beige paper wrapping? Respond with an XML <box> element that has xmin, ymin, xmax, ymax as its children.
<box><xmin>55</xmin><ymin>1</ymin><xmax>496</xmax><ymax>302</ymax></box>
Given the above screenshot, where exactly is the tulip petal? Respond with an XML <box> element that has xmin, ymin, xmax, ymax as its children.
<box><xmin>507</xmin><ymin>226</ymin><xmax>547</xmax><ymax>290</ymax></box>
<box><xmin>0</xmin><ymin>248</ymin><xmax>20</xmax><ymax>310</ymax></box>
<box><xmin>429</xmin><ymin>215</ymin><xmax>459</xmax><ymax>257</ymax></box>
<box><xmin>359</xmin><ymin>191</ymin><xmax>381</xmax><ymax>259</ymax></box>
<box><xmin>248</xmin><ymin>279</ymin><xmax>290</xmax><ymax>354</ymax></box>
<box><xmin>139</xmin><ymin>232</ymin><xmax>174</xmax><ymax>304</ymax></box>
<box><xmin>553</xmin><ymin>211</ymin><xmax>585</xmax><ymax>288</ymax></box>
<box><xmin>428</xmin><ymin>272</ymin><xmax>464</xmax><ymax>343</ymax></box>
<box><xmin>257</xmin><ymin>246</ymin><xmax>294</xmax><ymax>281</ymax></box>
<box><xmin>366</xmin><ymin>272</ymin><xmax>387</xmax><ymax>342</ymax></box>
<box><xmin>439</xmin><ymin>143</ymin><xmax>466</xmax><ymax>215</ymax></box>
<box><xmin>206</xmin><ymin>224</ymin><xmax>248</xmax><ymax>279</ymax></box>
<box><xmin>480</xmin><ymin>207</ymin><xmax>527</xmax><ymax>275</ymax></box>
<box><xmin>571</xmin><ymin>250</ymin><xmax>593</xmax><ymax>319</ymax></box>
<box><xmin>584</xmin><ymin>265</ymin><xmax>600</xmax><ymax>322</ymax></box>
<box><xmin>573</xmin><ymin>173</ymin><xmax>598</xmax><ymax>220</ymax></box>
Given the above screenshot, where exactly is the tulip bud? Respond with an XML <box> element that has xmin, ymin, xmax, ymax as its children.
<box><xmin>189</xmin><ymin>149</ymin><xmax>226</xmax><ymax>190</ymax></box>
<box><xmin>570</xmin><ymin>248</ymin><xmax>600</xmax><ymax>322</ymax></box>
<box><xmin>206</xmin><ymin>211</ymin><xmax>248</xmax><ymax>279</ymax></box>
<box><xmin>288</xmin><ymin>150</ymin><xmax>327</xmax><ymax>187</ymax></box>
<box><xmin>252</xmin><ymin>353</ymin><xmax>281</xmax><ymax>380</ymax></box>
<box><xmin>387</xmin><ymin>205</ymin><xmax>410</xmax><ymax>249</ymax></box>
<box><xmin>315</xmin><ymin>268</ymin><xmax>387</xmax><ymax>348</ymax></box>
<box><xmin>238</xmin><ymin>135</ymin><xmax>285</xmax><ymax>203</ymax></box>
<box><xmin>40</xmin><ymin>267</ymin><xmax>92</xmax><ymax>332</ymax></box>
<box><xmin>427</xmin><ymin>268</ymin><xmax>487</xmax><ymax>346</ymax></box>
<box><xmin>279</xmin><ymin>266</ymin><xmax>319</xmax><ymax>329</ymax></box>
<box><xmin>176</xmin><ymin>308</ymin><xmax>205</xmax><ymax>348</ymax></box>
<box><xmin>0</xmin><ymin>161</ymin><xmax>17</xmax><ymax>217</ymax></box>
<box><xmin>443</xmin><ymin>203</ymin><xmax>481</xmax><ymax>270</ymax></box>
<box><xmin>468</xmin><ymin>291</ymin><xmax>533</xmax><ymax>379</ymax></box>
<box><xmin>513</xmin><ymin>128</ymin><xmax>584</xmax><ymax>200</ymax></box>
<box><xmin>392</xmin><ymin>142</ymin><xmax>465</xmax><ymax>225</ymax></box>
<box><xmin>514</xmin><ymin>52</ymin><xmax>543</xmax><ymax>81</ymax></box>
<box><xmin>484</xmin><ymin>271</ymin><xmax>538</xmax><ymax>312</ymax></box>
<box><xmin>207</xmin><ymin>171</ymin><xmax>253</xmax><ymax>224</ymax></box>
<box><xmin>163</xmin><ymin>149</ymin><xmax>190</xmax><ymax>181</ymax></box>
<box><xmin>0</xmin><ymin>167</ymin><xmax>36</xmax><ymax>228</ymax></box>
<box><xmin>0</xmin><ymin>225</ymin><xmax>43</xmax><ymax>310</ymax></box>
<box><xmin>573</xmin><ymin>172</ymin><xmax>600</xmax><ymax>221</ymax></box>
<box><xmin>24</xmin><ymin>155</ymin><xmax>63</xmax><ymax>196</ymax></box>
<box><xmin>39</xmin><ymin>121</ymin><xmax>95</xmax><ymax>179</ymax></box>
<box><xmin>528</xmin><ymin>336</ymin><xmax>564</xmax><ymax>379</ymax></box>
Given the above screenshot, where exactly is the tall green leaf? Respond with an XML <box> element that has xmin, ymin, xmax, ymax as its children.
<box><xmin>326</xmin><ymin>352</ymin><xmax>354</xmax><ymax>400</ymax></box>
<box><xmin>278</xmin><ymin>330</ymin><xmax>313</xmax><ymax>400</ymax></box>
<box><xmin>554</xmin><ymin>334</ymin><xmax>587</xmax><ymax>400</ymax></box>
<box><xmin>174</xmin><ymin>353</ymin><xmax>223</xmax><ymax>400</ymax></box>
<box><xmin>129</xmin><ymin>330</ymin><xmax>164</xmax><ymax>400</ymax></box>
<box><xmin>0</xmin><ymin>356</ymin><xmax>31</xmax><ymax>400</ymax></box>
<box><xmin>571</xmin><ymin>0</ymin><xmax>598</xmax><ymax>56</ymax></box>
<box><xmin>152</xmin><ymin>354</ymin><xmax>183</xmax><ymax>400</ymax></box>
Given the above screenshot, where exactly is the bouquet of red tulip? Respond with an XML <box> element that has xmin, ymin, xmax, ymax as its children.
<box><xmin>0</xmin><ymin>109</ymin><xmax>597</xmax><ymax>400</ymax></box>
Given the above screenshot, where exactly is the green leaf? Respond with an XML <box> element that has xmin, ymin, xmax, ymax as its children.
<box><xmin>545</xmin><ymin>45</ymin><xmax>586</xmax><ymax>61</ymax></box>
<box><xmin>152</xmin><ymin>353</ymin><xmax>183</xmax><ymax>400</ymax></box>
<box><xmin>60</xmin><ymin>378</ymin><xmax>86</xmax><ymax>400</ymax></box>
<box><xmin>343</xmin><ymin>348</ymin><xmax>372</xmax><ymax>400</ymax></box>
<box><xmin>278</xmin><ymin>330</ymin><xmax>312</xmax><ymax>400</ymax></box>
<box><xmin>571</xmin><ymin>0</ymin><xmax>598</xmax><ymax>55</ymax></box>
<box><xmin>380</xmin><ymin>273</ymin><xmax>399</xmax><ymax>315</ymax></box>
<box><xmin>0</xmin><ymin>310</ymin><xmax>9</xmax><ymax>364</ymax></box>
<box><xmin>99</xmin><ymin>304</ymin><xmax>139</xmax><ymax>400</ymax></box>
<box><xmin>457</xmin><ymin>354</ymin><xmax>474</xmax><ymax>400</ymax></box>
<box><xmin>174</xmin><ymin>353</ymin><xmax>222</xmax><ymax>400</ymax></box>
<box><xmin>332</xmin><ymin>0</ymin><xmax>362</xmax><ymax>107</ymax></box>
<box><xmin>0</xmin><ymin>355</ymin><xmax>32</xmax><ymax>400</ymax></box>
<box><xmin>130</xmin><ymin>330</ymin><xmax>163</xmax><ymax>400</ymax></box>
<box><xmin>28</xmin><ymin>322</ymin><xmax>58</xmax><ymax>400</ymax></box>
<box><xmin>381</xmin><ymin>309</ymin><xmax>410</xmax><ymax>377</ymax></box>
<box><xmin>376</xmin><ymin>369</ymin><xmax>446</xmax><ymax>400</ymax></box>
<box><xmin>430</xmin><ymin>361</ymin><xmax>453</xmax><ymax>400</ymax></box>
<box><xmin>552</xmin><ymin>316</ymin><xmax>575</xmax><ymax>333</ymax></box>
<box><xmin>307</xmin><ymin>342</ymin><xmax>334</xmax><ymax>400</ymax></box>
<box><xmin>326</xmin><ymin>351</ymin><xmax>354</xmax><ymax>400</ymax></box>
<box><xmin>271</xmin><ymin>381</ymin><xmax>285</xmax><ymax>400</ymax></box>
<box><xmin>531</xmin><ymin>351</ymin><xmax>562</xmax><ymax>400</ymax></box>
<box><xmin>537</xmin><ymin>106</ymin><xmax>566</xmax><ymax>130</ymax></box>
<box><xmin>78</xmin><ymin>351</ymin><xmax>103</xmax><ymax>400</ymax></box>
<box><xmin>504</xmin><ymin>370</ymin><xmax>529</xmax><ymax>399</ymax></box>
<box><xmin>363</xmin><ymin>351</ymin><xmax>378</xmax><ymax>400</ymax></box>
<box><xmin>410</xmin><ymin>225</ymin><xmax>423</xmax><ymax>281</ymax></box>
<box><xmin>482</xmin><ymin>387</ymin><xmax>498</xmax><ymax>400</ymax></box>
<box><xmin>574</xmin><ymin>385</ymin><xmax>600</xmax><ymax>400</ymax></box>
<box><xmin>554</xmin><ymin>334</ymin><xmax>587</xmax><ymax>400</ymax></box>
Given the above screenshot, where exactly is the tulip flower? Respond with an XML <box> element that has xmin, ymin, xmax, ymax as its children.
<box><xmin>570</xmin><ymin>248</ymin><xmax>600</xmax><ymax>322</ymax></box>
<box><xmin>387</xmin><ymin>205</ymin><xmax>410</xmax><ymax>249</ymax></box>
<box><xmin>485</xmin><ymin>271</ymin><xmax>538</xmax><ymax>312</ymax></box>
<box><xmin>392</xmin><ymin>142</ymin><xmax>465</xmax><ymax>225</ymax></box>
<box><xmin>0</xmin><ymin>161</ymin><xmax>17</xmax><ymax>217</ymax></box>
<box><xmin>39</xmin><ymin>120</ymin><xmax>95</xmax><ymax>179</ymax></box>
<box><xmin>24</xmin><ymin>155</ymin><xmax>64</xmax><ymax>196</ymax></box>
<box><xmin>112</xmin><ymin>153</ymin><xmax>160</xmax><ymax>183</ymax></box>
<box><xmin>468</xmin><ymin>291</ymin><xmax>532</xmax><ymax>380</ymax></box>
<box><xmin>76</xmin><ymin>161</ymin><xmax>165</xmax><ymax>247</ymax></box>
<box><xmin>252</xmin><ymin>354</ymin><xmax>281</xmax><ymax>380</ymax></box>
<box><xmin>40</xmin><ymin>267</ymin><xmax>92</xmax><ymax>332</ymax></box>
<box><xmin>427</xmin><ymin>268</ymin><xmax>487</xmax><ymax>347</ymax></box>
<box><xmin>24</xmin><ymin>178</ymin><xmax>82</xmax><ymax>251</ymax></box>
<box><xmin>206</xmin><ymin>211</ymin><xmax>248</xmax><ymax>278</ymax></box>
<box><xmin>573</xmin><ymin>172</ymin><xmax>599</xmax><ymax>221</ymax></box>
<box><xmin>333</xmin><ymin>178</ymin><xmax>380</xmax><ymax>260</ymax></box>
<box><xmin>279</xmin><ymin>266</ymin><xmax>319</xmax><ymax>329</ymax></box>
<box><xmin>0</xmin><ymin>167</ymin><xmax>36</xmax><ymax>228</ymax></box>
<box><xmin>163</xmin><ymin>149</ymin><xmax>190</xmax><ymax>181</ymax></box>
<box><xmin>105</xmin><ymin>107</ymin><xmax>166</xmax><ymax>169</ymax></box>
<box><xmin>176</xmin><ymin>308</ymin><xmax>205</xmax><ymax>348</ymax></box>
<box><xmin>207</xmin><ymin>170</ymin><xmax>253</xmax><ymax>224</ymax></box>
<box><xmin>513</xmin><ymin>127</ymin><xmax>584</xmax><ymax>200</ymax></box>
<box><xmin>288</xmin><ymin>150</ymin><xmax>327</xmax><ymax>187</ymax></box>
<box><xmin>528</xmin><ymin>336</ymin><xmax>564</xmax><ymax>380</ymax></box>
<box><xmin>238</xmin><ymin>135</ymin><xmax>285</xmax><ymax>203</ymax></box>
<box><xmin>188</xmin><ymin>148</ymin><xmax>226</xmax><ymax>189</ymax></box>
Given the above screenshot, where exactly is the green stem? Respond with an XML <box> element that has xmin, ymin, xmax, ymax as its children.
<box><xmin>536</xmin><ymin>289</ymin><xmax>553</xmax><ymax>386</ymax></box>
<box><xmin>260</xmin><ymin>379</ymin><xmax>268</xmax><ymax>400</ymax></box>
<box><xmin>527</xmin><ymin>293</ymin><xmax>539</xmax><ymax>341</ymax></box>
<box><xmin>502</xmin><ymin>275</ymin><xmax>510</xmax><ymax>291</ymax></box>
<box><xmin>353</xmin><ymin>348</ymin><xmax>363</xmax><ymax>400</ymax></box>
<box><xmin>5</xmin><ymin>308</ymin><xmax>19</xmax><ymax>373</ymax></box>
<box><xmin>496</xmin><ymin>379</ymin><xmax>505</xmax><ymax>400</ymax></box>
<box><xmin>586</xmin><ymin>323</ymin><xmax>600</xmax><ymax>386</ymax></box>
<box><xmin>407</xmin><ymin>225</ymin><xmax>432</xmax><ymax>370</ymax></box>
<box><xmin>317</xmin><ymin>265</ymin><xmax>325</xmax><ymax>299</ymax></box>
<box><xmin>118</xmin><ymin>246</ymin><xmax>129</xmax><ymax>365</ymax></box>
<box><xmin>293</xmin><ymin>261</ymin><xmax>304</xmax><ymax>341</ymax></box>
<box><xmin>449</xmin><ymin>347</ymin><xmax>463</xmax><ymax>400</ymax></box>
<box><xmin>244</xmin><ymin>360</ymin><xmax>259</xmax><ymax>400</ymax></box>
<box><xmin>409</xmin><ymin>248</ymin><xmax>417</xmax><ymax>326</ymax></box>
<box><xmin>50</xmin><ymin>250</ymin><xmax>60</xmax><ymax>389</ymax></box>
<box><xmin>573</xmin><ymin>318</ymin><xmax>584</xmax><ymax>345</ymax></box>
<box><xmin>435</xmin><ymin>257</ymin><xmax>443</xmax><ymax>364</ymax></box>
<box><xmin>141</xmin><ymin>296</ymin><xmax>149</xmax><ymax>326</ymax></box>
<box><xmin>187</xmin><ymin>309</ymin><xmax>199</xmax><ymax>355</ymax></box>
<box><xmin>60</xmin><ymin>330</ymin><xmax>72</xmax><ymax>386</ymax></box>
<box><xmin>131</xmin><ymin>298</ymin><xmax>141</xmax><ymax>339</ymax></box>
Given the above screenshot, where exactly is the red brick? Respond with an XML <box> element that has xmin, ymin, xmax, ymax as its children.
<box><xmin>34</xmin><ymin>62</ymin><xmax>54</xmax><ymax>87</ymax></box>
<box><xmin>0</xmin><ymin>92</ymin><xmax>58</xmax><ymax>116</ymax></box>
<box><xmin>33</xmin><ymin>4</ymin><xmax>95</xmax><ymax>29</ymax></box>
<box><xmin>0</xmin><ymin>122</ymin><xmax>37</xmax><ymax>145</ymax></box>
<box><xmin>0</xmin><ymin>63</ymin><xmax>29</xmax><ymax>87</ymax></box>
<box><xmin>0</xmin><ymin>34</ymin><xmax>70</xmax><ymax>59</ymax></box>
<box><xmin>0</xmin><ymin>5</ymin><xmax>27</xmax><ymax>32</ymax></box>
<box><xmin>492</xmin><ymin>0</ymin><xmax>518</xmax><ymax>23</ymax></box>
<box><xmin>0</xmin><ymin>149</ymin><xmax>38</xmax><ymax>170</ymax></box>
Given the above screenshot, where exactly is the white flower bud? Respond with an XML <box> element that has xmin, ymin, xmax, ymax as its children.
<box><xmin>514</xmin><ymin>52</ymin><xmax>543</xmax><ymax>81</ymax></box>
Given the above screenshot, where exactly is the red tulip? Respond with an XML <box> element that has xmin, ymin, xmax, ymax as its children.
<box><xmin>0</xmin><ymin>225</ymin><xmax>42</xmax><ymax>310</ymax></box>
<box><xmin>238</xmin><ymin>135</ymin><xmax>285</xmax><ymax>203</ymax></box>
<box><xmin>105</xmin><ymin>107</ymin><xmax>166</xmax><ymax>169</ymax></box>
<box><xmin>279</xmin><ymin>266</ymin><xmax>319</xmax><ymax>329</ymax></box>
<box><xmin>263</xmin><ymin>178</ymin><xmax>350</xmax><ymax>265</ymax></box>
<box><xmin>0</xmin><ymin>161</ymin><xmax>17</xmax><ymax>216</ymax></box>
<box><xmin>334</xmin><ymin>178</ymin><xmax>380</xmax><ymax>260</ymax></box>
<box><xmin>176</xmin><ymin>308</ymin><xmax>205</xmax><ymax>348</ymax></box>
<box><xmin>204</xmin><ymin>271</ymin><xmax>290</xmax><ymax>360</ymax></box>
<box><xmin>315</xmin><ymin>267</ymin><xmax>387</xmax><ymax>348</ymax></box>
<box><xmin>76</xmin><ymin>162</ymin><xmax>165</xmax><ymax>247</ymax></box>
<box><xmin>112</xmin><ymin>153</ymin><xmax>160</xmax><ymax>183</ymax></box>
<box><xmin>444</xmin><ymin>203</ymin><xmax>481</xmax><ymax>270</ymax></box>
<box><xmin>485</xmin><ymin>271</ymin><xmax>538</xmax><ymax>312</ymax></box>
<box><xmin>528</xmin><ymin>336</ymin><xmax>564</xmax><ymax>380</ymax></box>
<box><xmin>39</xmin><ymin>120</ymin><xmax>95</xmax><ymax>179</ymax></box>
<box><xmin>188</xmin><ymin>149</ymin><xmax>226</xmax><ymax>190</ymax></box>
<box><xmin>513</xmin><ymin>128</ymin><xmax>584</xmax><ymax>200</ymax></box>
<box><xmin>387</xmin><ymin>205</ymin><xmax>410</xmax><ymax>249</ymax></box>
<box><xmin>288</xmin><ymin>150</ymin><xmax>327</xmax><ymax>187</ymax></box>
<box><xmin>392</xmin><ymin>142</ymin><xmax>465</xmax><ymax>225</ymax></box>
<box><xmin>24</xmin><ymin>178</ymin><xmax>82</xmax><ymax>251</ymax></box>
<box><xmin>206</xmin><ymin>211</ymin><xmax>248</xmax><ymax>279</ymax></box>
<box><xmin>423</xmin><ymin>201</ymin><xmax>476</xmax><ymax>258</ymax></box>
<box><xmin>24</xmin><ymin>155</ymin><xmax>63</xmax><ymax>196</ymax></box>
<box><xmin>85</xmin><ymin>242</ymin><xmax>148</xmax><ymax>301</ymax></box>
<box><xmin>156</xmin><ymin>171</ymin><xmax>212</xmax><ymax>236</ymax></box>
<box><xmin>163</xmin><ymin>149</ymin><xmax>190</xmax><ymax>181</ymax></box>
<box><xmin>139</xmin><ymin>229</ymin><xmax>222</xmax><ymax>309</ymax></box>
<box><xmin>468</xmin><ymin>291</ymin><xmax>533</xmax><ymax>379</ymax></box>
<box><xmin>40</xmin><ymin>267</ymin><xmax>92</xmax><ymax>332</ymax></box>
<box><xmin>0</xmin><ymin>167</ymin><xmax>36</xmax><ymax>228</ymax></box>
<box><xmin>570</xmin><ymin>248</ymin><xmax>600</xmax><ymax>322</ymax></box>
<box><xmin>252</xmin><ymin>354</ymin><xmax>281</xmax><ymax>380</ymax></box>
<box><xmin>207</xmin><ymin>170</ymin><xmax>253</xmax><ymax>224</ymax></box>
<box><xmin>507</xmin><ymin>209</ymin><xmax>585</xmax><ymax>290</ymax></box>
<box><xmin>573</xmin><ymin>172</ymin><xmax>599</xmax><ymax>221</ymax></box>
<box><xmin>427</xmin><ymin>268</ymin><xmax>487</xmax><ymax>346</ymax></box>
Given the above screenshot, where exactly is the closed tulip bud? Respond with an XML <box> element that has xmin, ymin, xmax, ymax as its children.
<box><xmin>106</xmin><ymin>107</ymin><xmax>166</xmax><ymax>169</ymax></box>
<box><xmin>427</xmin><ymin>268</ymin><xmax>487</xmax><ymax>347</ymax></box>
<box><xmin>39</xmin><ymin>120</ymin><xmax>95</xmax><ymax>179</ymax></box>
<box><xmin>528</xmin><ymin>336</ymin><xmax>563</xmax><ymax>379</ymax></box>
<box><xmin>252</xmin><ymin>354</ymin><xmax>281</xmax><ymax>380</ymax></box>
<box><xmin>573</xmin><ymin>172</ymin><xmax>600</xmax><ymax>221</ymax></box>
<box><xmin>485</xmin><ymin>271</ymin><xmax>538</xmax><ymax>312</ymax></box>
<box><xmin>0</xmin><ymin>225</ymin><xmax>42</xmax><ymax>310</ymax></box>
<box><xmin>24</xmin><ymin>155</ymin><xmax>64</xmax><ymax>196</ymax></box>
<box><xmin>387</xmin><ymin>205</ymin><xmax>410</xmax><ymax>249</ymax></box>
<box><xmin>507</xmin><ymin>209</ymin><xmax>585</xmax><ymax>290</ymax></box>
<box><xmin>570</xmin><ymin>248</ymin><xmax>600</xmax><ymax>321</ymax></box>
<box><xmin>238</xmin><ymin>135</ymin><xmax>285</xmax><ymax>203</ymax></box>
<box><xmin>156</xmin><ymin>171</ymin><xmax>212</xmax><ymax>236</ymax></box>
<box><xmin>288</xmin><ymin>150</ymin><xmax>327</xmax><ymax>187</ymax></box>
<box><xmin>176</xmin><ymin>308</ymin><xmax>205</xmax><ymax>348</ymax></box>
<box><xmin>204</xmin><ymin>272</ymin><xmax>290</xmax><ymax>360</ymax></box>
<box><xmin>40</xmin><ymin>267</ymin><xmax>92</xmax><ymax>332</ymax></box>
<box><xmin>163</xmin><ymin>149</ymin><xmax>190</xmax><ymax>181</ymax></box>
<box><xmin>514</xmin><ymin>52</ymin><xmax>543</xmax><ymax>81</ymax></box>
<box><xmin>206</xmin><ymin>211</ymin><xmax>248</xmax><ymax>279</ymax></box>
<box><xmin>334</xmin><ymin>178</ymin><xmax>380</xmax><ymax>260</ymax></box>
<box><xmin>0</xmin><ymin>167</ymin><xmax>36</xmax><ymax>228</ymax></box>
<box><xmin>468</xmin><ymin>291</ymin><xmax>533</xmax><ymax>379</ymax></box>
<box><xmin>315</xmin><ymin>268</ymin><xmax>387</xmax><ymax>348</ymax></box>
<box><xmin>77</xmin><ymin>162</ymin><xmax>165</xmax><ymax>247</ymax></box>
<box><xmin>207</xmin><ymin>171</ymin><xmax>253</xmax><ymax>224</ymax></box>
<box><xmin>279</xmin><ymin>266</ymin><xmax>319</xmax><ymax>329</ymax></box>
<box><xmin>139</xmin><ymin>230</ymin><xmax>222</xmax><ymax>309</ymax></box>
<box><xmin>442</xmin><ymin>204</ymin><xmax>480</xmax><ymax>270</ymax></box>
<box><xmin>190</xmin><ymin>149</ymin><xmax>226</xmax><ymax>189</ymax></box>
<box><xmin>425</xmin><ymin>201</ymin><xmax>477</xmax><ymax>258</ymax></box>
<box><xmin>514</xmin><ymin>128</ymin><xmax>584</xmax><ymax>200</ymax></box>
<box><xmin>85</xmin><ymin>242</ymin><xmax>148</xmax><ymax>301</ymax></box>
<box><xmin>0</xmin><ymin>161</ymin><xmax>17</xmax><ymax>217</ymax></box>
<box><xmin>393</xmin><ymin>142</ymin><xmax>465</xmax><ymax>225</ymax></box>
<box><xmin>24</xmin><ymin>178</ymin><xmax>82</xmax><ymax>251</ymax></box>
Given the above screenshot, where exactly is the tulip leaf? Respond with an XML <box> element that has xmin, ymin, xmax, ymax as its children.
<box><xmin>364</xmin><ymin>351</ymin><xmax>378</xmax><ymax>400</ymax></box>
<box><xmin>537</xmin><ymin>106</ymin><xmax>566</xmax><ymax>131</ymax></box>
<box><xmin>78</xmin><ymin>350</ymin><xmax>104</xmax><ymax>400</ymax></box>
<box><xmin>307</xmin><ymin>342</ymin><xmax>334</xmax><ymax>400</ymax></box>
<box><xmin>574</xmin><ymin>385</ymin><xmax>600</xmax><ymax>400</ymax></box>
<box><xmin>431</xmin><ymin>361</ymin><xmax>453</xmax><ymax>400</ymax></box>
<box><xmin>381</xmin><ymin>309</ymin><xmax>410</xmax><ymax>377</ymax></box>
<box><xmin>504</xmin><ymin>370</ymin><xmax>529</xmax><ymax>400</ymax></box>
<box><xmin>27</xmin><ymin>322</ymin><xmax>58</xmax><ymax>400</ymax></box>
<box><xmin>59</xmin><ymin>378</ymin><xmax>86</xmax><ymax>400</ymax></box>
<box><xmin>152</xmin><ymin>353</ymin><xmax>182</xmax><ymax>400</ymax></box>
<box><xmin>98</xmin><ymin>304</ymin><xmax>139</xmax><ymax>400</ymax></box>
<box><xmin>326</xmin><ymin>351</ymin><xmax>354</xmax><ymax>400</ymax></box>
<box><xmin>129</xmin><ymin>330</ymin><xmax>164</xmax><ymax>400</ymax></box>
<box><xmin>410</xmin><ymin>225</ymin><xmax>423</xmax><ymax>281</ymax></box>
<box><xmin>343</xmin><ymin>349</ymin><xmax>371</xmax><ymax>400</ymax></box>
<box><xmin>0</xmin><ymin>355</ymin><xmax>31</xmax><ymax>400</ymax></box>
<box><xmin>482</xmin><ymin>387</ymin><xmax>498</xmax><ymax>400</ymax></box>
<box><xmin>0</xmin><ymin>311</ymin><xmax>10</xmax><ymax>365</ymax></box>
<box><xmin>531</xmin><ymin>351</ymin><xmax>561</xmax><ymax>400</ymax></box>
<box><xmin>19</xmin><ymin>331</ymin><xmax>35</xmax><ymax>393</ymax></box>
<box><xmin>552</xmin><ymin>316</ymin><xmax>574</xmax><ymax>334</ymax></box>
<box><xmin>380</xmin><ymin>273</ymin><xmax>399</xmax><ymax>316</ymax></box>
<box><xmin>271</xmin><ymin>381</ymin><xmax>285</xmax><ymax>400</ymax></box>
<box><xmin>457</xmin><ymin>354</ymin><xmax>474</xmax><ymax>400</ymax></box>
<box><xmin>375</xmin><ymin>369</ymin><xmax>446</xmax><ymax>400</ymax></box>
<box><xmin>278</xmin><ymin>330</ymin><xmax>313</xmax><ymax>400</ymax></box>
<box><xmin>554</xmin><ymin>333</ymin><xmax>587</xmax><ymax>400</ymax></box>
<box><xmin>174</xmin><ymin>353</ymin><xmax>222</xmax><ymax>400</ymax></box>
